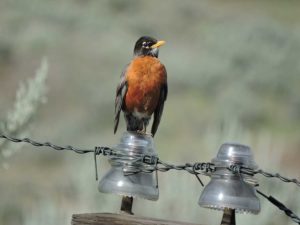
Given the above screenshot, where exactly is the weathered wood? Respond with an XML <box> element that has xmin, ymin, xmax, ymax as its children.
<box><xmin>71</xmin><ymin>213</ymin><xmax>204</xmax><ymax>225</ymax></box>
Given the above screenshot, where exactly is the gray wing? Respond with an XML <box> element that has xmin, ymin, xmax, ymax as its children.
<box><xmin>151</xmin><ymin>83</ymin><xmax>168</xmax><ymax>136</ymax></box>
<box><xmin>114</xmin><ymin>66</ymin><xmax>128</xmax><ymax>134</ymax></box>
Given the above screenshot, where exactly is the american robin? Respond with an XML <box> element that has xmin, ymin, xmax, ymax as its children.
<box><xmin>114</xmin><ymin>36</ymin><xmax>168</xmax><ymax>137</ymax></box>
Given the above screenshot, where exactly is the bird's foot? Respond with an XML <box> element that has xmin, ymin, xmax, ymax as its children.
<box><xmin>136</xmin><ymin>130</ymin><xmax>146</xmax><ymax>135</ymax></box>
<box><xmin>146</xmin><ymin>132</ymin><xmax>154</xmax><ymax>137</ymax></box>
<box><xmin>136</xmin><ymin>130</ymin><xmax>153</xmax><ymax>137</ymax></box>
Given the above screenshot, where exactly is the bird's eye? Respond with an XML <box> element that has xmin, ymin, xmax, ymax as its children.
<box><xmin>142</xmin><ymin>41</ymin><xmax>150</xmax><ymax>49</ymax></box>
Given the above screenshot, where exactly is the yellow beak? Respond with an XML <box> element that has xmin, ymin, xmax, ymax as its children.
<box><xmin>151</xmin><ymin>40</ymin><xmax>166</xmax><ymax>49</ymax></box>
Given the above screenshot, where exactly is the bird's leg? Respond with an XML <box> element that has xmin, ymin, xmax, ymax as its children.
<box><xmin>136</xmin><ymin>119</ymin><xmax>152</xmax><ymax>136</ymax></box>
<box><xmin>136</xmin><ymin>125</ymin><xmax>147</xmax><ymax>135</ymax></box>
<box><xmin>141</xmin><ymin>119</ymin><xmax>153</xmax><ymax>136</ymax></box>
<box><xmin>142</xmin><ymin>123</ymin><xmax>147</xmax><ymax>133</ymax></box>
<box><xmin>136</xmin><ymin>130</ymin><xmax>145</xmax><ymax>135</ymax></box>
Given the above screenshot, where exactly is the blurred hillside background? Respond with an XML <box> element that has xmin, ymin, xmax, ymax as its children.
<box><xmin>0</xmin><ymin>0</ymin><xmax>300</xmax><ymax>224</ymax></box>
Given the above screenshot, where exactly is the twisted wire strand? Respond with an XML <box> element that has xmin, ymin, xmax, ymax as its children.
<box><xmin>121</xmin><ymin>158</ymin><xmax>212</xmax><ymax>186</ymax></box>
<box><xmin>229</xmin><ymin>165</ymin><xmax>300</xmax><ymax>188</ymax></box>
<box><xmin>255</xmin><ymin>169</ymin><xmax>300</xmax><ymax>187</ymax></box>
<box><xmin>123</xmin><ymin>157</ymin><xmax>214</xmax><ymax>176</ymax></box>
<box><xmin>0</xmin><ymin>134</ymin><xmax>95</xmax><ymax>154</ymax></box>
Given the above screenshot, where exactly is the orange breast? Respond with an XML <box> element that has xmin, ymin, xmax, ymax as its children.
<box><xmin>124</xmin><ymin>56</ymin><xmax>167</xmax><ymax>115</ymax></box>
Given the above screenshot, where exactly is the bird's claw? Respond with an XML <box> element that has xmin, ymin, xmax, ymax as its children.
<box><xmin>136</xmin><ymin>130</ymin><xmax>153</xmax><ymax>137</ymax></box>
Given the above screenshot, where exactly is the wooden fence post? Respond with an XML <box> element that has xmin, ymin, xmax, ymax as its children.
<box><xmin>71</xmin><ymin>213</ymin><xmax>204</xmax><ymax>225</ymax></box>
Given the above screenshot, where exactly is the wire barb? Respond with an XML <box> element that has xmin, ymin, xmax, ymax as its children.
<box><xmin>257</xmin><ymin>189</ymin><xmax>300</xmax><ymax>224</ymax></box>
<box><xmin>94</xmin><ymin>147</ymin><xmax>113</xmax><ymax>181</ymax></box>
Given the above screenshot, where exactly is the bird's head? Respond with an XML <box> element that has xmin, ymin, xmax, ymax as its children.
<box><xmin>133</xmin><ymin>36</ymin><xmax>165</xmax><ymax>58</ymax></box>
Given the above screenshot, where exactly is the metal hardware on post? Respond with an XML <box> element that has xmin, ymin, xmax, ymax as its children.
<box><xmin>120</xmin><ymin>196</ymin><xmax>134</xmax><ymax>215</ymax></box>
<box><xmin>221</xmin><ymin>208</ymin><xmax>235</xmax><ymax>225</ymax></box>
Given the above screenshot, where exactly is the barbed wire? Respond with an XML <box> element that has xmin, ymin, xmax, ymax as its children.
<box><xmin>1</xmin><ymin>133</ymin><xmax>299</xmax><ymax>186</ymax></box>
<box><xmin>1</xmin><ymin>133</ymin><xmax>299</xmax><ymax>185</ymax></box>
<box><xmin>0</xmin><ymin>133</ymin><xmax>299</xmax><ymax>224</ymax></box>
